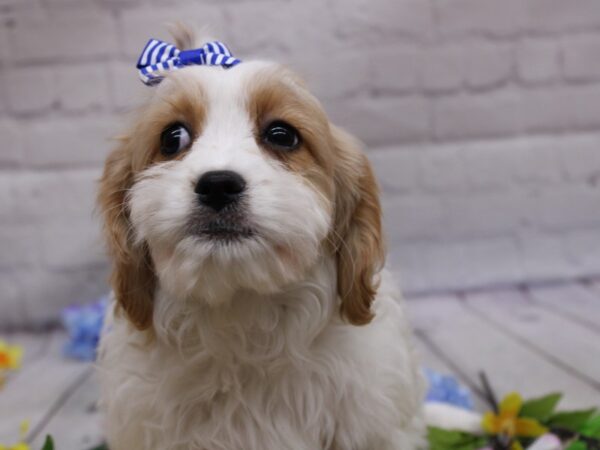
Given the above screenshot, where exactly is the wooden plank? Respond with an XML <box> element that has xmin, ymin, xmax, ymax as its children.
<box><xmin>584</xmin><ymin>280</ymin><xmax>600</xmax><ymax>306</ymax></box>
<box><xmin>0</xmin><ymin>331</ymin><xmax>91</xmax><ymax>443</ymax></box>
<box><xmin>30</xmin><ymin>371</ymin><xmax>104</xmax><ymax>450</ymax></box>
<box><xmin>528</xmin><ymin>283</ymin><xmax>600</xmax><ymax>334</ymax></box>
<box><xmin>407</xmin><ymin>295</ymin><xmax>600</xmax><ymax>409</ymax></box>
<box><xmin>465</xmin><ymin>289</ymin><xmax>600</xmax><ymax>391</ymax></box>
<box><xmin>413</xmin><ymin>334</ymin><xmax>456</xmax><ymax>374</ymax></box>
<box><xmin>413</xmin><ymin>328</ymin><xmax>489</xmax><ymax>411</ymax></box>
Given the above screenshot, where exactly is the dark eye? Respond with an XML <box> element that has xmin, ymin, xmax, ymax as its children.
<box><xmin>262</xmin><ymin>121</ymin><xmax>300</xmax><ymax>151</ymax></box>
<box><xmin>160</xmin><ymin>123</ymin><xmax>191</xmax><ymax>156</ymax></box>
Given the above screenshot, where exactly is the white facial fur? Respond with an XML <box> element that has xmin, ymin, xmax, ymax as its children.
<box><xmin>128</xmin><ymin>62</ymin><xmax>332</xmax><ymax>306</ymax></box>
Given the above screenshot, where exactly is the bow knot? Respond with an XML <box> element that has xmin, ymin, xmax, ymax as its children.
<box><xmin>136</xmin><ymin>39</ymin><xmax>241</xmax><ymax>85</ymax></box>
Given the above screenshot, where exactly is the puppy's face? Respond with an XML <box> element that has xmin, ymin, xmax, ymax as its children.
<box><xmin>100</xmin><ymin>48</ymin><xmax>383</xmax><ymax>330</ymax></box>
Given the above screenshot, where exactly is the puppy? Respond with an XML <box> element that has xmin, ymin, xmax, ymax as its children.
<box><xmin>97</xmin><ymin>24</ymin><xmax>425</xmax><ymax>450</ymax></box>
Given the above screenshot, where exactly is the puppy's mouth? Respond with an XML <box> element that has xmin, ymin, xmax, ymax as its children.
<box><xmin>187</xmin><ymin>207</ymin><xmax>255</xmax><ymax>242</ymax></box>
<box><xmin>200</xmin><ymin>220</ymin><xmax>255</xmax><ymax>241</ymax></box>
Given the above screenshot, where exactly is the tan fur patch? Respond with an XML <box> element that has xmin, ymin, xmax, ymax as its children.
<box><xmin>98</xmin><ymin>73</ymin><xmax>207</xmax><ymax>330</ymax></box>
<box><xmin>246</xmin><ymin>68</ymin><xmax>335</xmax><ymax>210</ymax></box>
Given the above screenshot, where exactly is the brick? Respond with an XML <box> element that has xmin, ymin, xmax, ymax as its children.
<box><xmin>558</xmin><ymin>134</ymin><xmax>600</xmax><ymax>184</ymax></box>
<box><xmin>0</xmin><ymin>172</ymin><xmax>40</xmax><ymax>225</ymax></box>
<box><xmin>564</xmin><ymin>229</ymin><xmax>600</xmax><ymax>273</ymax></box>
<box><xmin>228</xmin><ymin>1</ymin><xmax>336</xmax><ymax>57</ymax></box>
<box><xmin>444</xmin><ymin>193</ymin><xmax>527</xmax><ymax>238</ymax></box>
<box><xmin>10</xmin><ymin>8</ymin><xmax>118</xmax><ymax>62</ymax></box>
<box><xmin>108</xmin><ymin>61</ymin><xmax>150</xmax><ymax>111</ymax></box>
<box><xmin>332</xmin><ymin>0</ymin><xmax>433</xmax><ymax>42</ymax></box>
<box><xmin>39</xmin><ymin>218</ymin><xmax>106</xmax><ymax>269</ymax></box>
<box><xmin>19</xmin><ymin>265</ymin><xmax>110</xmax><ymax>326</ymax></box>
<box><xmin>119</xmin><ymin>5</ymin><xmax>227</xmax><ymax>59</ymax></box>
<box><xmin>464</xmin><ymin>42</ymin><xmax>512</xmax><ymax>90</ymax></box>
<box><xmin>0</xmin><ymin>223</ymin><xmax>40</xmax><ymax>269</ymax></box>
<box><xmin>369</xmin><ymin>148</ymin><xmax>419</xmax><ymax>193</ymax></box>
<box><xmin>0</xmin><ymin>119</ymin><xmax>24</xmax><ymax>167</ymax></box>
<box><xmin>329</xmin><ymin>96</ymin><xmax>430</xmax><ymax>147</ymax></box>
<box><xmin>27</xmin><ymin>169</ymin><xmax>102</xmax><ymax>223</ymax></box>
<box><xmin>433</xmin><ymin>91</ymin><xmax>521</xmax><ymax>140</ymax></box>
<box><xmin>517</xmin><ymin>233</ymin><xmax>575</xmax><ymax>281</ymax></box>
<box><xmin>368</xmin><ymin>45</ymin><xmax>420</xmax><ymax>94</ymax></box>
<box><xmin>435</xmin><ymin>0</ymin><xmax>526</xmax><ymax>37</ymax></box>
<box><xmin>45</xmin><ymin>0</ymin><xmax>102</xmax><ymax>4</ymax></box>
<box><xmin>535</xmin><ymin>186</ymin><xmax>600</xmax><ymax>231</ymax></box>
<box><xmin>291</xmin><ymin>50</ymin><xmax>370</xmax><ymax>101</ymax></box>
<box><xmin>515</xmin><ymin>137</ymin><xmax>563</xmax><ymax>184</ymax></box>
<box><xmin>518</xmin><ymin>88</ymin><xmax>570</xmax><ymax>133</ymax></box>
<box><xmin>56</xmin><ymin>63</ymin><xmax>110</xmax><ymax>112</ymax></box>
<box><xmin>0</xmin><ymin>272</ymin><xmax>26</xmax><ymax>328</ymax></box>
<box><xmin>418</xmin><ymin>146</ymin><xmax>467</xmax><ymax>193</ymax></box>
<box><xmin>23</xmin><ymin>116</ymin><xmax>117</xmax><ymax>168</ymax></box>
<box><xmin>383</xmin><ymin>195</ymin><xmax>445</xmax><ymax>240</ymax></box>
<box><xmin>460</xmin><ymin>140</ymin><xmax>520</xmax><ymax>191</ymax></box>
<box><xmin>562</xmin><ymin>34</ymin><xmax>600</xmax><ymax>82</ymax></box>
<box><xmin>516</xmin><ymin>39</ymin><xmax>560</xmax><ymax>85</ymax></box>
<box><xmin>5</xmin><ymin>66</ymin><xmax>56</xmax><ymax>115</ymax></box>
<box><xmin>0</xmin><ymin>0</ymin><xmax>45</xmax><ymax>13</ymax></box>
<box><xmin>524</xmin><ymin>0</ymin><xmax>600</xmax><ymax>33</ymax></box>
<box><xmin>0</xmin><ymin>71</ymin><xmax>6</xmax><ymax>116</ymax></box>
<box><xmin>419</xmin><ymin>44</ymin><xmax>464</xmax><ymax>94</ymax></box>
<box><xmin>521</xmin><ymin>85</ymin><xmax>600</xmax><ymax>133</ymax></box>
<box><xmin>0</xmin><ymin>24</ymin><xmax>9</xmax><ymax>65</ymax></box>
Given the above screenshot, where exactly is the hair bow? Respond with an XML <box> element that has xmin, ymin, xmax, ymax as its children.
<box><xmin>136</xmin><ymin>39</ymin><xmax>241</xmax><ymax>85</ymax></box>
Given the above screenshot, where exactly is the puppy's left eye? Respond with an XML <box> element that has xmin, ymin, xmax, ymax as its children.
<box><xmin>262</xmin><ymin>121</ymin><xmax>300</xmax><ymax>151</ymax></box>
<box><xmin>160</xmin><ymin>123</ymin><xmax>191</xmax><ymax>156</ymax></box>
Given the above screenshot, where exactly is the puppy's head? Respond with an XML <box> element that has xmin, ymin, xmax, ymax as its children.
<box><xmin>99</xmin><ymin>26</ymin><xmax>383</xmax><ymax>330</ymax></box>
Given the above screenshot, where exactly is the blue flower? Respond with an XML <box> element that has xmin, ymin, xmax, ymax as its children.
<box><xmin>424</xmin><ymin>368</ymin><xmax>474</xmax><ymax>410</ymax></box>
<box><xmin>61</xmin><ymin>295</ymin><xmax>109</xmax><ymax>361</ymax></box>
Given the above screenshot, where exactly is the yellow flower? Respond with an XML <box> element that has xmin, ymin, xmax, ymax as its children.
<box><xmin>482</xmin><ymin>392</ymin><xmax>547</xmax><ymax>439</ymax></box>
<box><xmin>0</xmin><ymin>341</ymin><xmax>23</xmax><ymax>370</ymax></box>
<box><xmin>0</xmin><ymin>421</ymin><xmax>31</xmax><ymax>450</ymax></box>
<box><xmin>0</xmin><ymin>442</ymin><xmax>30</xmax><ymax>450</ymax></box>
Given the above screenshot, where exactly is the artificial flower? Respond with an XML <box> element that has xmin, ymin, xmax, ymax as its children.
<box><xmin>0</xmin><ymin>421</ymin><xmax>31</xmax><ymax>450</ymax></box>
<box><xmin>482</xmin><ymin>393</ymin><xmax>548</xmax><ymax>442</ymax></box>
<box><xmin>425</xmin><ymin>368</ymin><xmax>474</xmax><ymax>410</ymax></box>
<box><xmin>0</xmin><ymin>340</ymin><xmax>23</xmax><ymax>370</ymax></box>
<box><xmin>62</xmin><ymin>295</ymin><xmax>108</xmax><ymax>361</ymax></box>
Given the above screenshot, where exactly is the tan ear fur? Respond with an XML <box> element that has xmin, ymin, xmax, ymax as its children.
<box><xmin>98</xmin><ymin>142</ymin><xmax>156</xmax><ymax>330</ymax></box>
<box><xmin>332</xmin><ymin>126</ymin><xmax>385</xmax><ymax>325</ymax></box>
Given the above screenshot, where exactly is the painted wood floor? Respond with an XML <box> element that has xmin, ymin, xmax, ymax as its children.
<box><xmin>1</xmin><ymin>280</ymin><xmax>599</xmax><ymax>449</ymax></box>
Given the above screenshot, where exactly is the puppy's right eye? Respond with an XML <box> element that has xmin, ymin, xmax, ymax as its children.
<box><xmin>160</xmin><ymin>123</ymin><xmax>191</xmax><ymax>156</ymax></box>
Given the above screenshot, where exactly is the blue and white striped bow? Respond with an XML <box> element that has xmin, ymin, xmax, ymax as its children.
<box><xmin>136</xmin><ymin>39</ymin><xmax>242</xmax><ymax>85</ymax></box>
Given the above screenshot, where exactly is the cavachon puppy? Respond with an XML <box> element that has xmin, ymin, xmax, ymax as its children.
<box><xmin>97</xmin><ymin>23</ymin><xmax>425</xmax><ymax>450</ymax></box>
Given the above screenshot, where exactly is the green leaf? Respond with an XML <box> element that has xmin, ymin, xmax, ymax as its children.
<box><xmin>548</xmin><ymin>409</ymin><xmax>597</xmax><ymax>431</ymax></box>
<box><xmin>41</xmin><ymin>435</ymin><xmax>55</xmax><ymax>450</ymax></box>
<box><xmin>520</xmin><ymin>393</ymin><xmax>562</xmax><ymax>421</ymax></box>
<box><xmin>565</xmin><ymin>441</ymin><xmax>588</xmax><ymax>450</ymax></box>
<box><xmin>580</xmin><ymin>414</ymin><xmax>600</xmax><ymax>438</ymax></box>
<box><xmin>427</xmin><ymin>427</ymin><xmax>487</xmax><ymax>450</ymax></box>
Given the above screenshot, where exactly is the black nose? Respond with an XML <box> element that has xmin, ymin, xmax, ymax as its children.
<box><xmin>195</xmin><ymin>170</ymin><xmax>246</xmax><ymax>211</ymax></box>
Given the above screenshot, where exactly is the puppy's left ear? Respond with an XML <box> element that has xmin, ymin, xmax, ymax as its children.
<box><xmin>98</xmin><ymin>142</ymin><xmax>156</xmax><ymax>330</ymax></box>
<box><xmin>331</xmin><ymin>126</ymin><xmax>385</xmax><ymax>325</ymax></box>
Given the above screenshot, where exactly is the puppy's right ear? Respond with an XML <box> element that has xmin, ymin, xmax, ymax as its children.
<box><xmin>98</xmin><ymin>141</ymin><xmax>155</xmax><ymax>330</ymax></box>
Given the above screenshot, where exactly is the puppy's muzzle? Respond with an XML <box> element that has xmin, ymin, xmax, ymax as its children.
<box><xmin>195</xmin><ymin>170</ymin><xmax>246</xmax><ymax>212</ymax></box>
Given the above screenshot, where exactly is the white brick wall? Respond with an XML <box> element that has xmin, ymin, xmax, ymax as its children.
<box><xmin>1</xmin><ymin>0</ymin><xmax>600</xmax><ymax>327</ymax></box>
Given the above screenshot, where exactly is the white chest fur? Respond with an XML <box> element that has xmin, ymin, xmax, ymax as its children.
<box><xmin>97</xmin><ymin>262</ymin><xmax>425</xmax><ymax>450</ymax></box>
